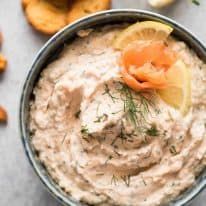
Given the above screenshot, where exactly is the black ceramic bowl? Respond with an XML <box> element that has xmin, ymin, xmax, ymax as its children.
<box><xmin>19</xmin><ymin>9</ymin><xmax>206</xmax><ymax>206</ymax></box>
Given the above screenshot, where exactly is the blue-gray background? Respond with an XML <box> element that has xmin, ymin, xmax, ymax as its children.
<box><xmin>0</xmin><ymin>0</ymin><xmax>205</xmax><ymax>205</ymax></box>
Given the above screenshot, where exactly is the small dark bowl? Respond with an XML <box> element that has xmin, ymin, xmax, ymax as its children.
<box><xmin>19</xmin><ymin>9</ymin><xmax>206</xmax><ymax>206</ymax></box>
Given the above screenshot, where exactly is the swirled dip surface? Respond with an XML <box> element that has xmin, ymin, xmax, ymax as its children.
<box><xmin>30</xmin><ymin>26</ymin><xmax>206</xmax><ymax>206</ymax></box>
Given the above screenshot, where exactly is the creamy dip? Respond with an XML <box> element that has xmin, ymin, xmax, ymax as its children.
<box><xmin>30</xmin><ymin>26</ymin><xmax>206</xmax><ymax>206</ymax></box>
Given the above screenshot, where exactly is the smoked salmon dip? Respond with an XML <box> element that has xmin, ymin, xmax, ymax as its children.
<box><xmin>29</xmin><ymin>24</ymin><xmax>206</xmax><ymax>206</ymax></box>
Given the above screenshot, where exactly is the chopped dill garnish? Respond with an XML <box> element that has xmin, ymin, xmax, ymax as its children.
<box><xmin>104</xmin><ymin>155</ymin><xmax>113</xmax><ymax>164</ymax></box>
<box><xmin>155</xmin><ymin>108</ymin><xmax>161</xmax><ymax>114</ymax></box>
<box><xmin>142</xmin><ymin>176</ymin><xmax>147</xmax><ymax>186</ymax></box>
<box><xmin>94</xmin><ymin>113</ymin><xmax>108</xmax><ymax>123</ymax></box>
<box><xmin>192</xmin><ymin>0</ymin><xmax>200</xmax><ymax>5</ymax></box>
<box><xmin>81</xmin><ymin>125</ymin><xmax>89</xmax><ymax>135</ymax></box>
<box><xmin>75</xmin><ymin>110</ymin><xmax>81</xmax><ymax>119</ymax></box>
<box><xmin>121</xmin><ymin>175</ymin><xmax>131</xmax><ymax>187</ymax></box>
<box><xmin>146</xmin><ymin>124</ymin><xmax>159</xmax><ymax>136</ymax></box>
<box><xmin>96</xmin><ymin>172</ymin><xmax>104</xmax><ymax>176</ymax></box>
<box><xmin>61</xmin><ymin>133</ymin><xmax>67</xmax><ymax>144</ymax></box>
<box><xmin>114</xmin><ymin>149</ymin><xmax>121</xmax><ymax>157</ymax></box>
<box><xmin>111</xmin><ymin>174</ymin><xmax>118</xmax><ymax>185</ymax></box>
<box><xmin>111</xmin><ymin>136</ymin><xmax>118</xmax><ymax>146</ymax></box>
<box><xmin>111</xmin><ymin>123</ymin><xmax>127</xmax><ymax>146</ymax></box>
<box><xmin>80</xmin><ymin>125</ymin><xmax>92</xmax><ymax>142</ymax></box>
<box><xmin>118</xmin><ymin>121</ymin><xmax>128</xmax><ymax>143</ymax></box>
<box><xmin>169</xmin><ymin>145</ymin><xmax>177</xmax><ymax>155</ymax></box>
<box><xmin>102</xmin><ymin>84</ymin><xmax>118</xmax><ymax>103</ymax></box>
<box><xmin>111</xmin><ymin>110</ymin><xmax>121</xmax><ymax>115</ymax></box>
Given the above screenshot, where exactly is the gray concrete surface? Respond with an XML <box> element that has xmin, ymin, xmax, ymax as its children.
<box><xmin>0</xmin><ymin>0</ymin><xmax>205</xmax><ymax>205</ymax></box>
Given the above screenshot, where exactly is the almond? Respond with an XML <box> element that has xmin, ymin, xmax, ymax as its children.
<box><xmin>0</xmin><ymin>106</ymin><xmax>7</xmax><ymax>123</ymax></box>
<box><xmin>0</xmin><ymin>53</ymin><xmax>7</xmax><ymax>72</ymax></box>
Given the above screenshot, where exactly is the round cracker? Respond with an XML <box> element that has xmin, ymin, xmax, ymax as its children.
<box><xmin>25</xmin><ymin>0</ymin><xmax>69</xmax><ymax>35</ymax></box>
<box><xmin>67</xmin><ymin>0</ymin><xmax>111</xmax><ymax>23</ymax></box>
<box><xmin>22</xmin><ymin>0</ymin><xmax>34</xmax><ymax>10</ymax></box>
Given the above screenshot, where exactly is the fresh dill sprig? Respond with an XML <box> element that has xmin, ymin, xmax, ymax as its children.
<box><xmin>118</xmin><ymin>121</ymin><xmax>128</xmax><ymax>143</ymax></box>
<box><xmin>192</xmin><ymin>0</ymin><xmax>200</xmax><ymax>5</ymax></box>
<box><xmin>111</xmin><ymin>174</ymin><xmax>118</xmax><ymax>185</ymax></box>
<box><xmin>111</xmin><ymin>174</ymin><xmax>131</xmax><ymax>187</ymax></box>
<box><xmin>111</xmin><ymin>123</ymin><xmax>137</xmax><ymax>146</ymax></box>
<box><xmin>118</xmin><ymin>83</ymin><xmax>139</xmax><ymax>128</ymax></box>
<box><xmin>117</xmin><ymin>82</ymin><xmax>155</xmax><ymax>133</ymax></box>
<box><xmin>121</xmin><ymin>175</ymin><xmax>131</xmax><ymax>187</ymax></box>
<box><xmin>102</xmin><ymin>84</ymin><xmax>118</xmax><ymax>103</ymax></box>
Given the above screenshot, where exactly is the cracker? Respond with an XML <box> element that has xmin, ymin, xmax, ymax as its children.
<box><xmin>67</xmin><ymin>0</ymin><xmax>111</xmax><ymax>23</ymax></box>
<box><xmin>25</xmin><ymin>0</ymin><xmax>70</xmax><ymax>35</ymax></box>
<box><xmin>22</xmin><ymin>0</ymin><xmax>33</xmax><ymax>10</ymax></box>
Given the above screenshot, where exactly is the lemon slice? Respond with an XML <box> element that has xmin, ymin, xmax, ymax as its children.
<box><xmin>113</xmin><ymin>21</ymin><xmax>173</xmax><ymax>50</ymax></box>
<box><xmin>157</xmin><ymin>60</ymin><xmax>191</xmax><ymax>115</ymax></box>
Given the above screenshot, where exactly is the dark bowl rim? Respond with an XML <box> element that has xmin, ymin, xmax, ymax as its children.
<box><xmin>19</xmin><ymin>9</ymin><xmax>206</xmax><ymax>206</ymax></box>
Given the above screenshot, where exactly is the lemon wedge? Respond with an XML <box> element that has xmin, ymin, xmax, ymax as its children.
<box><xmin>157</xmin><ymin>60</ymin><xmax>191</xmax><ymax>115</ymax></box>
<box><xmin>113</xmin><ymin>21</ymin><xmax>173</xmax><ymax>50</ymax></box>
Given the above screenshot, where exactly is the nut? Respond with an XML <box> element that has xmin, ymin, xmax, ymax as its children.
<box><xmin>0</xmin><ymin>53</ymin><xmax>7</xmax><ymax>72</ymax></box>
<box><xmin>0</xmin><ymin>106</ymin><xmax>7</xmax><ymax>123</ymax></box>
